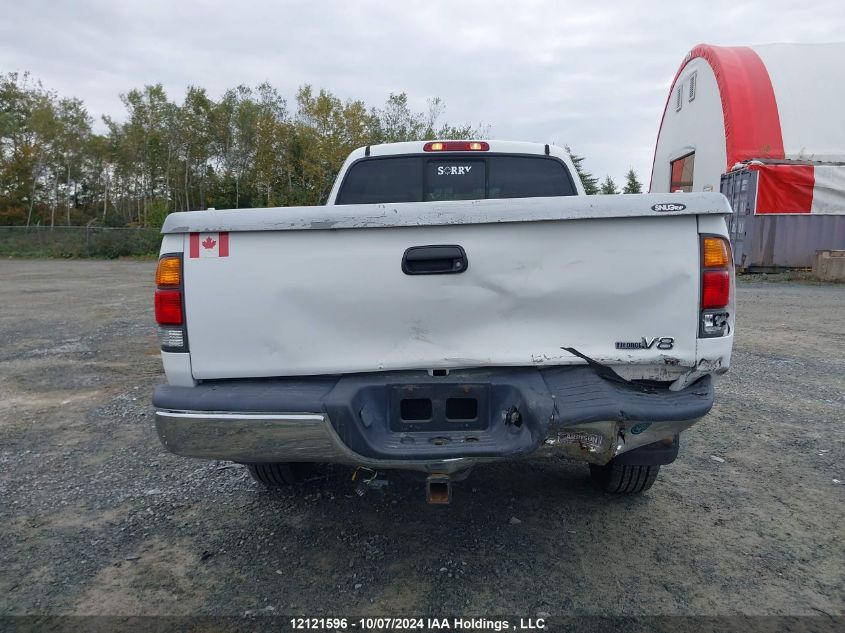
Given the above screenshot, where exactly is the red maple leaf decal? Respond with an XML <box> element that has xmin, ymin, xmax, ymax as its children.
<box><xmin>201</xmin><ymin>236</ymin><xmax>217</xmax><ymax>250</ymax></box>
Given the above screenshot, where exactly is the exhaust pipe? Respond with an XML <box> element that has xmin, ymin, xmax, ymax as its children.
<box><xmin>426</xmin><ymin>474</ymin><xmax>452</xmax><ymax>505</ymax></box>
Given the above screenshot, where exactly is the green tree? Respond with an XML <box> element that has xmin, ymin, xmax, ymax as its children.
<box><xmin>564</xmin><ymin>145</ymin><xmax>599</xmax><ymax>195</ymax></box>
<box><xmin>623</xmin><ymin>168</ymin><xmax>643</xmax><ymax>194</ymax></box>
<box><xmin>179</xmin><ymin>86</ymin><xmax>213</xmax><ymax>211</ymax></box>
<box><xmin>0</xmin><ymin>72</ymin><xmax>62</xmax><ymax>226</ymax></box>
<box><xmin>374</xmin><ymin>93</ymin><xmax>425</xmax><ymax>142</ymax></box>
<box><xmin>294</xmin><ymin>85</ymin><xmax>379</xmax><ymax>204</ymax></box>
<box><xmin>1</xmin><ymin>72</ymin><xmax>482</xmax><ymax>226</ymax></box>
<box><xmin>84</xmin><ymin>133</ymin><xmax>112</xmax><ymax>223</ymax></box>
<box><xmin>599</xmin><ymin>175</ymin><xmax>619</xmax><ymax>195</ymax></box>
<box><xmin>104</xmin><ymin>84</ymin><xmax>176</xmax><ymax>223</ymax></box>
<box><xmin>54</xmin><ymin>97</ymin><xmax>93</xmax><ymax>225</ymax></box>
<box><xmin>372</xmin><ymin>93</ymin><xmax>485</xmax><ymax>143</ymax></box>
<box><xmin>251</xmin><ymin>83</ymin><xmax>290</xmax><ymax>207</ymax></box>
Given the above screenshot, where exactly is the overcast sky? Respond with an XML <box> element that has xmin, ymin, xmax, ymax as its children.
<box><xmin>2</xmin><ymin>0</ymin><xmax>843</xmax><ymax>185</ymax></box>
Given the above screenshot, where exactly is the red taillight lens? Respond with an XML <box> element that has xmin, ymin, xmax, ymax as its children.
<box><xmin>155</xmin><ymin>289</ymin><xmax>183</xmax><ymax>325</ymax></box>
<box><xmin>702</xmin><ymin>270</ymin><xmax>730</xmax><ymax>309</ymax></box>
<box><xmin>423</xmin><ymin>141</ymin><xmax>489</xmax><ymax>152</ymax></box>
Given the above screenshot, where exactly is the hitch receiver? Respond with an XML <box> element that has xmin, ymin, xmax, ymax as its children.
<box><xmin>426</xmin><ymin>474</ymin><xmax>452</xmax><ymax>505</ymax></box>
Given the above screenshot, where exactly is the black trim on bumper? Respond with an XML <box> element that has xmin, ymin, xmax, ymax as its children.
<box><xmin>153</xmin><ymin>367</ymin><xmax>713</xmax><ymax>462</ymax></box>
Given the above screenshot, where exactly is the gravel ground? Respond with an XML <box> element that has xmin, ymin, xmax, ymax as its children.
<box><xmin>0</xmin><ymin>259</ymin><xmax>842</xmax><ymax>619</ymax></box>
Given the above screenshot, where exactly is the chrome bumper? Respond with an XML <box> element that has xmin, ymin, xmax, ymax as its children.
<box><xmin>155</xmin><ymin>411</ymin><xmax>488</xmax><ymax>474</ymax></box>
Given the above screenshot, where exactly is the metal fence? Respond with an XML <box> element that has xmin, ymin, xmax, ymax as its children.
<box><xmin>0</xmin><ymin>225</ymin><xmax>161</xmax><ymax>258</ymax></box>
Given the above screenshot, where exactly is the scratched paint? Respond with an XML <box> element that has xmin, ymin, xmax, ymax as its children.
<box><xmin>161</xmin><ymin>192</ymin><xmax>730</xmax><ymax>235</ymax></box>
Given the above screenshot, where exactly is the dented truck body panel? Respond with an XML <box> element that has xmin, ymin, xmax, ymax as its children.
<box><xmin>153</xmin><ymin>140</ymin><xmax>735</xmax><ymax>478</ymax></box>
<box><xmin>181</xmin><ymin>215</ymin><xmax>707</xmax><ymax>380</ymax></box>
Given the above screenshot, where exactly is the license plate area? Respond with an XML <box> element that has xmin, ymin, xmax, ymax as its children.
<box><xmin>389</xmin><ymin>384</ymin><xmax>490</xmax><ymax>432</ymax></box>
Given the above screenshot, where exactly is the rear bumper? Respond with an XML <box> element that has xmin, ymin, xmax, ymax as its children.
<box><xmin>153</xmin><ymin>366</ymin><xmax>714</xmax><ymax>470</ymax></box>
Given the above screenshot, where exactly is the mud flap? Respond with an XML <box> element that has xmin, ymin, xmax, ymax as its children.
<box><xmin>614</xmin><ymin>435</ymin><xmax>680</xmax><ymax>466</ymax></box>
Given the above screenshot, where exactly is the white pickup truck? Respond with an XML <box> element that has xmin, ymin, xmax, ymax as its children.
<box><xmin>152</xmin><ymin>140</ymin><xmax>735</xmax><ymax>502</ymax></box>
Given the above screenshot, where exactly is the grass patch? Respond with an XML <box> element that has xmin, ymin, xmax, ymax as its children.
<box><xmin>736</xmin><ymin>270</ymin><xmax>840</xmax><ymax>285</ymax></box>
<box><xmin>0</xmin><ymin>227</ymin><xmax>161</xmax><ymax>259</ymax></box>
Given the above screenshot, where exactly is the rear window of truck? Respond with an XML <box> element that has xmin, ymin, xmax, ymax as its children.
<box><xmin>335</xmin><ymin>154</ymin><xmax>576</xmax><ymax>204</ymax></box>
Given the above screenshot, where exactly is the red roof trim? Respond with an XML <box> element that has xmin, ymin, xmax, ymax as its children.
<box><xmin>649</xmin><ymin>44</ymin><xmax>785</xmax><ymax>191</ymax></box>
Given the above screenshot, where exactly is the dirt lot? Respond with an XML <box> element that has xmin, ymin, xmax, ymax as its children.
<box><xmin>1</xmin><ymin>259</ymin><xmax>842</xmax><ymax>619</ymax></box>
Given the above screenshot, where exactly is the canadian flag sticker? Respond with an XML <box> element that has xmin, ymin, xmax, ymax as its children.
<box><xmin>189</xmin><ymin>232</ymin><xmax>229</xmax><ymax>258</ymax></box>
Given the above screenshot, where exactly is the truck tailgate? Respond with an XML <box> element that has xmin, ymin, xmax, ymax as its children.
<box><xmin>182</xmin><ymin>215</ymin><xmax>700</xmax><ymax>379</ymax></box>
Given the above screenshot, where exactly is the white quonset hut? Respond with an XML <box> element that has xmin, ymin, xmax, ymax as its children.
<box><xmin>649</xmin><ymin>43</ymin><xmax>845</xmax><ymax>269</ymax></box>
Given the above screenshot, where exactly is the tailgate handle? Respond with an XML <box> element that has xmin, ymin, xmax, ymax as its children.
<box><xmin>402</xmin><ymin>245</ymin><xmax>468</xmax><ymax>275</ymax></box>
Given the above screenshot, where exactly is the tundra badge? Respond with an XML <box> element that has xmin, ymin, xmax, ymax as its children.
<box><xmin>615</xmin><ymin>337</ymin><xmax>675</xmax><ymax>350</ymax></box>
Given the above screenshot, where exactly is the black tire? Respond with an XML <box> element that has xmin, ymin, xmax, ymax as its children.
<box><xmin>246</xmin><ymin>462</ymin><xmax>314</xmax><ymax>487</ymax></box>
<box><xmin>589</xmin><ymin>460</ymin><xmax>660</xmax><ymax>494</ymax></box>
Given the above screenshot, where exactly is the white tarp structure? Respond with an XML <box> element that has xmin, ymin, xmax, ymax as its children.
<box><xmin>650</xmin><ymin>42</ymin><xmax>845</xmax><ymax>211</ymax></box>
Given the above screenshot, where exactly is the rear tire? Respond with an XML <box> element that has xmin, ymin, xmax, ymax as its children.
<box><xmin>246</xmin><ymin>462</ymin><xmax>314</xmax><ymax>487</ymax></box>
<box><xmin>589</xmin><ymin>460</ymin><xmax>660</xmax><ymax>494</ymax></box>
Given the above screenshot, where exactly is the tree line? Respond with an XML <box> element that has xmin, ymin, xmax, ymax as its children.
<box><xmin>0</xmin><ymin>72</ymin><xmax>642</xmax><ymax>229</ymax></box>
<box><xmin>0</xmin><ymin>72</ymin><xmax>483</xmax><ymax>228</ymax></box>
<box><xmin>566</xmin><ymin>146</ymin><xmax>642</xmax><ymax>195</ymax></box>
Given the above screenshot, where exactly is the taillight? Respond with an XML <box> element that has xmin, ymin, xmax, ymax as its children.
<box><xmin>423</xmin><ymin>141</ymin><xmax>489</xmax><ymax>152</ymax></box>
<box><xmin>155</xmin><ymin>254</ymin><xmax>187</xmax><ymax>351</ymax></box>
<box><xmin>155</xmin><ymin>289</ymin><xmax>183</xmax><ymax>325</ymax></box>
<box><xmin>155</xmin><ymin>256</ymin><xmax>181</xmax><ymax>286</ymax></box>
<box><xmin>700</xmin><ymin>236</ymin><xmax>732</xmax><ymax>337</ymax></box>
<box><xmin>701</xmin><ymin>271</ymin><xmax>730</xmax><ymax>308</ymax></box>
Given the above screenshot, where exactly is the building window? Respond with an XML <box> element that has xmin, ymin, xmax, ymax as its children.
<box><xmin>675</xmin><ymin>85</ymin><xmax>683</xmax><ymax>111</ymax></box>
<box><xmin>670</xmin><ymin>153</ymin><xmax>695</xmax><ymax>192</ymax></box>
<box><xmin>689</xmin><ymin>72</ymin><xmax>697</xmax><ymax>101</ymax></box>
